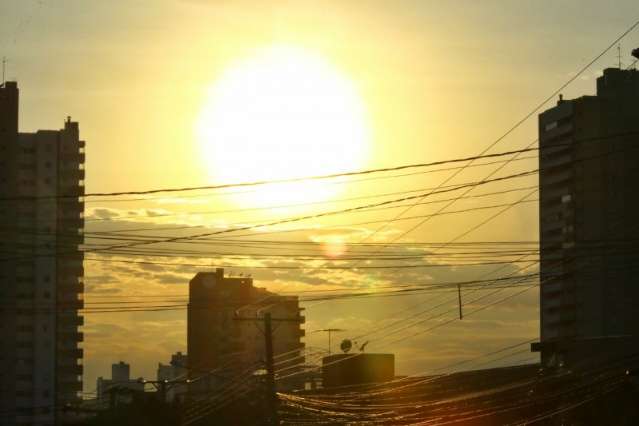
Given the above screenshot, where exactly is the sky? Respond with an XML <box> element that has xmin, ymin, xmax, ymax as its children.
<box><xmin>1</xmin><ymin>0</ymin><xmax>638</xmax><ymax>393</ymax></box>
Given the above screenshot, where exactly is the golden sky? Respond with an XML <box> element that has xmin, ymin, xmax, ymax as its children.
<box><xmin>2</xmin><ymin>0</ymin><xmax>638</xmax><ymax>392</ymax></box>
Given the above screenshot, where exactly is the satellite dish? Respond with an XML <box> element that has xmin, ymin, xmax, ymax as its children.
<box><xmin>340</xmin><ymin>339</ymin><xmax>352</xmax><ymax>354</ymax></box>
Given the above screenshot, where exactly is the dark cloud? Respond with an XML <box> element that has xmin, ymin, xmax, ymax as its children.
<box><xmin>90</xmin><ymin>208</ymin><xmax>121</xmax><ymax>220</ymax></box>
<box><xmin>153</xmin><ymin>272</ymin><xmax>191</xmax><ymax>285</ymax></box>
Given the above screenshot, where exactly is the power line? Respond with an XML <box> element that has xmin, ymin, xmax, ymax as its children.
<box><xmin>342</xmin><ymin>18</ymin><xmax>639</xmax><ymax>266</ymax></box>
<box><xmin>0</xmin><ymin>146</ymin><xmax>541</xmax><ymax>202</ymax></box>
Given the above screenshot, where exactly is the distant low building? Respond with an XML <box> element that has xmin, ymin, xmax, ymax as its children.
<box><xmin>322</xmin><ymin>353</ymin><xmax>394</xmax><ymax>388</ymax></box>
<box><xmin>97</xmin><ymin>361</ymin><xmax>145</xmax><ymax>403</ymax></box>
<box><xmin>157</xmin><ymin>352</ymin><xmax>188</xmax><ymax>403</ymax></box>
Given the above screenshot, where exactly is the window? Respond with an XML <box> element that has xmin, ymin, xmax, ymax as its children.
<box><xmin>545</xmin><ymin>121</ymin><xmax>558</xmax><ymax>132</ymax></box>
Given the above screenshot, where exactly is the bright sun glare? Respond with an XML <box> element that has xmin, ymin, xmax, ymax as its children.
<box><xmin>196</xmin><ymin>45</ymin><xmax>370</xmax><ymax>208</ymax></box>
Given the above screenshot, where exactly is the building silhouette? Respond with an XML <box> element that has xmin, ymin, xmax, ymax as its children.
<box><xmin>157</xmin><ymin>352</ymin><xmax>188</xmax><ymax>403</ymax></box>
<box><xmin>534</xmin><ymin>67</ymin><xmax>639</xmax><ymax>367</ymax></box>
<box><xmin>0</xmin><ymin>81</ymin><xmax>85</xmax><ymax>425</ymax></box>
<box><xmin>96</xmin><ymin>361</ymin><xmax>144</xmax><ymax>404</ymax></box>
<box><xmin>187</xmin><ymin>269</ymin><xmax>305</xmax><ymax>392</ymax></box>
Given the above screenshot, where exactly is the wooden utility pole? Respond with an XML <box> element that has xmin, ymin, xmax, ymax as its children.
<box><xmin>234</xmin><ymin>312</ymin><xmax>303</xmax><ymax>425</ymax></box>
<box><xmin>458</xmin><ymin>284</ymin><xmax>463</xmax><ymax>320</ymax></box>
<box><xmin>263</xmin><ymin>313</ymin><xmax>279</xmax><ymax>426</ymax></box>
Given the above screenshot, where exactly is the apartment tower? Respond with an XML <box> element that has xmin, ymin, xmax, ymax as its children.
<box><xmin>0</xmin><ymin>82</ymin><xmax>85</xmax><ymax>425</ymax></box>
<box><xmin>534</xmin><ymin>67</ymin><xmax>639</xmax><ymax>368</ymax></box>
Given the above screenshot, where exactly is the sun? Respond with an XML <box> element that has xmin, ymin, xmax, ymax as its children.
<box><xmin>195</xmin><ymin>45</ymin><xmax>370</xmax><ymax>208</ymax></box>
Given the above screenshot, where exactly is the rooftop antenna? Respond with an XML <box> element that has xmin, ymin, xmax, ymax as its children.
<box><xmin>617</xmin><ymin>44</ymin><xmax>623</xmax><ymax>69</ymax></box>
<box><xmin>312</xmin><ymin>328</ymin><xmax>346</xmax><ymax>355</ymax></box>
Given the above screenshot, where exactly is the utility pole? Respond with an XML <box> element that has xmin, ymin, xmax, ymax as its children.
<box><xmin>234</xmin><ymin>312</ymin><xmax>303</xmax><ymax>425</ymax></box>
<box><xmin>457</xmin><ymin>284</ymin><xmax>463</xmax><ymax>320</ymax></box>
<box><xmin>159</xmin><ymin>380</ymin><xmax>167</xmax><ymax>403</ymax></box>
<box><xmin>108</xmin><ymin>387</ymin><xmax>117</xmax><ymax>411</ymax></box>
<box><xmin>263</xmin><ymin>313</ymin><xmax>278</xmax><ymax>426</ymax></box>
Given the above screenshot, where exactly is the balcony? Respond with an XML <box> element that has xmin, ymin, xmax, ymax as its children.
<box><xmin>59</xmin><ymin>168</ymin><xmax>85</xmax><ymax>181</ymax></box>
<box><xmin>57</xmin><ymin>330</ymin><xmax>84</xmax><ymax>342</ymax></box>
<box><xmin>59</xmin><ymin>347</ymin><xmax>83</xmax><ymax>359</ymax></box>
<box><xmin>57</xmin><ymin>232</ymin><xmax>84</xmax><ymax>247</ymax></box>
<box><xmin>58</xmin><ymin>281</ymin><xmax>84</xmax><ymax>294</ymax></box>
<box><xmin>58</xmin><ymin>218</ymin><xmax>84</xmax><ymax>230</ymax></box>
<box><xmin>57</xmin><ymin>293</ymin><xmax>84</xmax><ymax>307</ymax></box>
<box><xmin>57</xmin><ymin>376</ymin><xmax>82</xmax><ymax>391</ymax></box>
<box><xmin>58</xmin><ymin>188</ymin><xmax>84</xmax><ymax>198</ymax></box>
<box><xmin>57</xmin><ymin>314</ymin><xmax>84</xmax><ymax>327</ymax></box>
<box><xmin>58</xmin><ymin>263</ymin><xmax>84</xmax><ymax>277</ymax></box>
<box><xmin>58</xmin><ymin>364</ymin><xmax>83</xmax><ymax>376</ymax></box>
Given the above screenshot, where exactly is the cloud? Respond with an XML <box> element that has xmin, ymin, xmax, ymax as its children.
<box><xmin>153</xmin><ymin>272</ymin><xmax>192</xmax><ymax>285</ymax></box>
<box><xmin>80</xmin><ymin>213</ymin><xmax>540</xmax><ymax>393</ymax></box>
<box><xmin>144</xmin><ymin>208</ymin><xmax>170</xmax><ymax>217</ymax></box>
<box><xmin>88</xmin><ymin>207</ymin><xmax>121</xmax><ymax>220</ymax></box>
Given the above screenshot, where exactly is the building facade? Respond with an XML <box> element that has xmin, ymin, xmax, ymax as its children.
<box><xmin>187</xmin><ymin>269</ymin><xmax>305</xmax><ymax>391</ymax></box>
<box><xmin>157</xmin><ymin>352</ymin><xmax>188</xmax><ymax>403</ymax></box>
<box><xmin>535</xmin><ymin>67</ymin><xmax>639</xmax><ymax>367</ymax></box>
<box><xmin>96</xmin><ymin>361</ymin><xmax>144</xmax><ymax>404</ymax></box>
<box><xmin>0</xmin><ymin>81</ymin><xmax>85</xmax><ymax>425</ymax></box>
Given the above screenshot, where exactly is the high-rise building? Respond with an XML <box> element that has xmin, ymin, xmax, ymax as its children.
<box><xmin>534</xmin><ymin>67</ymin><xmax>639</xmax><ymax>368</ymax></box>
<box><xmin>96</xmin><ymin>361</ymin><xmax>144</xmax><ymax>403</ymax></box>
<box><xmin>187</xmin><ymin>269</ymin><xmax>305</xmax><ymax>391</ymax></box>
<box><xmin>157</xmin><ymin>352</ymin><xmax>188</xmax><ymax>403</ymax></box>
<box><xmin>0</xmin><ymin>81</ymin><xmax>85</xmax><ymax>425</ymax></box>
<box><xmin>111</xmin><ymin>361</ymin><xmax>130</xmax><ymax>383</ymax></box>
